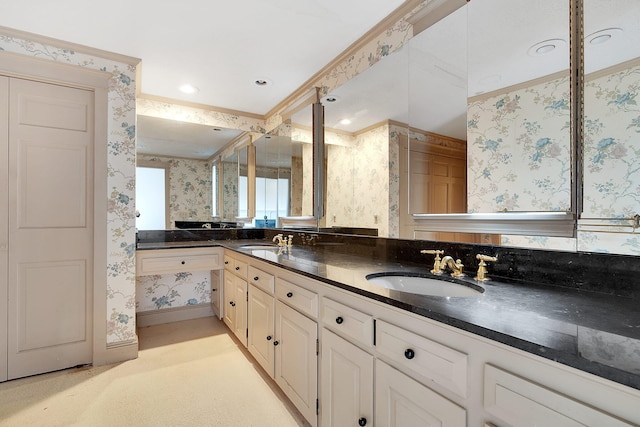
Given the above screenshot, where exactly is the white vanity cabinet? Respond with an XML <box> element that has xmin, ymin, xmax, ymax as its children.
<box><xmin>274</xmin><ymin>299</ymin><xmax>318</xmax><ymax>426</ymax></box>
<box><xmin>226</xmin><ymin>250</ymin><xmax>640</xmax><ymax>427</ymax></box>
<box><xmin>136</xmin><ymin>247</ymin><xmax>222</xmax><ymax>276</ymax></box>
<box><xmin>237</xmin><ymin>253</ymin><xmax>319</xmax><ymax>427</ymax></box>
<box><xmin>320</xmin><ymin>329</ymin><xmax>373</xmax><ymax>427</ymax></box>
<box><xmin>223</xmin><ymin>253</ymin><xmax>248</xmax><ymax>346</ymax></box>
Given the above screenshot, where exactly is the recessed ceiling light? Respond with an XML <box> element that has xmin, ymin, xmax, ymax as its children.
<box><xmin>340</xmin><ymin>119</ymin><xmax>352</xmax><ymax>125</ymax></box>
<box><xmin>179</xmin><ymin>84</ymin><xmax>199</xmax><ymax>94</ymax></box>
<box><xmin>212</xmin><ymin>128</ymin><xmax>222</xmax><ymax>132</ymax></box>
<box><xmin>255</xmin><ymin>79</ymin><xmax>269</xmax><ymax>86</ymax></box>
<box><xmin>325</xmin><ymin>96</ymin><xmax>338</xmax><ymax>103</ymax></box>
<box><xmin>586</xmin><ymin>28</ymin><xmax>622</xmax><ymax>45</ymax></box>
<box><xmin>527</xmin><ymin>39</ymin><xmax>566</xmax><ymax>56</ymax></box>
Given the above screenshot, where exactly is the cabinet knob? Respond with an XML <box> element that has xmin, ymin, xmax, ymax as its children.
<box><xmin>181</xmin><ymin>260</ymin><xmax>186</xmax><ymax>265</ymax></box>
<box><xmin>335</xmin><ymin>316</ymin><xmax>344</xmax><ymax>325</ymax></box>
<box><xmin>273</xmin><ymin>340</ymin><xmax>279</xmax><ymax>346</ymax></box>
<box><xmin>286</xmin><ymin>292</ymin><xmax>293</xmax><ymax>298</ymax></box>
<box><xmin>224</xmin><ymin>260</ymin><xmax>229</xmax><ymax>264</ymax></box>
<box><xmin>404</xmin><ymin>349</ymin><xmax>415</xmax><ymax>359</ymax></box>
<box><xmin>235</xmin><ymin>266</ymin><xmax>240</xmax><ymax>271</ymax></box>
<box><xmin>254</xmin><ymin>276</ymin><xmax>259</xmax><ymax>281</ymax></box>
<box><xmin>358</xmin><ymin>417</ymin><xmax>367</xmax><ymax>426</ymax></box>
<box><xmin>230</xmin><ymin>301</ymin><xmax>236</xmax><ymax>307</ymax></box>
<box><xmin>212</xmin><ymin>288</ymin><xmax>216</xmax><ymax>292</ymax></box>
<box><xmin>267</xmin><ymin>335</ymin><xmax>272</xmax><ymax>341</ymax></box>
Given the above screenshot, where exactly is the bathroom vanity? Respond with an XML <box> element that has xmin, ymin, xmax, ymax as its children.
<box><xmin>136</xmin><ymin>229</ymin><xmax>640</xmax><ymax>426</ymax></box>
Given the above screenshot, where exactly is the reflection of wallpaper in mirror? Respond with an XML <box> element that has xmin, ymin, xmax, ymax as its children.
<box><xmin>579</xmin><ymin>60</ymin><xmax>640</xmax><ymax>255</ymax></box>
<box><xmin>467</xmin><ymin>74</ymin><xmax>571</xmax><ymax>213</ymax></box>
<box><xmin>138</xmin><ymin>154</ymin><xmax>213</xmax><ymax>227</ymax></box>
<box><xmin>222</xmin><ymin>161</ymin><xmax>239</xmax><ymax>221</ymax></box>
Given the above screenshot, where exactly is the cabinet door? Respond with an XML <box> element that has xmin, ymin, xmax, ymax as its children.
<box><xmin>320</xmin><ymin>329</ymin><xmax>373</xmax><ymax>427</ymax></box>
<box><xmin>223</xmin><ymin>272</ymin><xmax>235</xmax><ymax>329</ymax></box>
<box><xmin>275</xmin><ymin>300</ymin><xmax>318</xmax><ymax>427</ymax></box>
<box><xmin>232</xmin><ymin>275</ymin><xmax>248</xmax><ymax>347</ymax></box>
<box><xmin>248</xmin><ymin>284</ymin><xmax>275</xmax><ymax>377</ymax></box>
<box><xmin>375</xmin><ymin>360</ymin><xmax>466</xmax><ymax>427</ymax></box>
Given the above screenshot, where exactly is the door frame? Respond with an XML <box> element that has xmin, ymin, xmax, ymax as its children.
<box><xmin>0</xmin><ymin>51</ymin><xmax>112</xmax><ymax>369</ymax></box>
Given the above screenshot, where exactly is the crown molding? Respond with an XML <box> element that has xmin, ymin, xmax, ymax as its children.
<box><xmin>0</xmin><ymin>25</ymin><xmax>140</xmax><ymax>66</ymax></box>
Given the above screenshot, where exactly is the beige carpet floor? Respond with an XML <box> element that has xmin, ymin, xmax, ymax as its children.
<box><xmin>0</xmin><ymin>317</ymin><xmax>308</xmax><ymax>427</ymax></box>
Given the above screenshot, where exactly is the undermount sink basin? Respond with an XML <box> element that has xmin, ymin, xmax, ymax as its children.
<box><xmin>365</xmin><ymin>273</ymin><xmax>483</xmax><ymax>297</ymax></box>
<box><xmin>240</xmin><ymin>244</ymin><xmax>280</xmax><ymax>250</ymax></box>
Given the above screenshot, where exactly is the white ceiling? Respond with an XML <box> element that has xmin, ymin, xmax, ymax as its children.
<box><xmin>0</xmin><ymin>0</ymin><xmax>405</xmax><ymax>115</ymax></box>
<box><xmin>2</xmin><ymin>0</ymin><xmax>638</xmax><ymax>159</ymax></box>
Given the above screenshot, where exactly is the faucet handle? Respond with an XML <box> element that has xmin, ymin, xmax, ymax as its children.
<box><xmin>421</xmin><ymin>249</ymin><xmax>444</xmax><ymax>274</ymax></box>
<box><xmin>475</xmin><ymin>254</ymin><xmax>498</xmax><ymax>281</ymax></box>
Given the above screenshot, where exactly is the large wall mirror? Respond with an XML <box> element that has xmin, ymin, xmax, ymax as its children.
<box><xmin>135</xmin><ymin>114</ymin><xmax>250</xmax><ymax>229</ymax></box>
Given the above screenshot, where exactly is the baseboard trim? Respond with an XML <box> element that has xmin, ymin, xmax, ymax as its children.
<box><xmin>94</xmin><ymin>338</ymin><xmax>139</xmax><ymax>366</ymax></box>
<box><xmin>136</xmin><ymin>303</ymin><xmax>214</xmax><ymax>328</ymax></box>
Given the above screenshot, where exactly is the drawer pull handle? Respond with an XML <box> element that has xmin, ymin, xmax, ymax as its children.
<box><xmin>235</xmin><ymin>266</ymin><xmax>240</xmax><ymax>271</ymax></box>
<box><xmin>404</xmin><ymin>349</ymin><xmax>415</xmax><ymax>359</ymax></box>
<box><xmin>273</xmin><ymin>340</ymin><xmax>279</xmax><ymax>346</ymax></box>
<box><xmin>181</xmin><ymin>261</ymin><xmax>186</xmax><ymax>265</ymax></box>
<box><xmin>286</xmin><ymin>292</ymin><xmax>293</xmax><ymax>298</ymax></box>
<box><xmin>266</xmin><ymin>335</ymin><xmax>272</xmax><ymax>341</ymax></box>
<box><xmin>224</xmin><ymin>261</ymin><xmax>229</xmax><ymax>265</ymax></box>
<box><xmin>358</xmin><ymin>417</ymin><xmax>367</xmax><ymax>426</ymax></box>
<box><xmin>254</xmin><ymin>276</ymin><xmax>259</xmax><ymax>281</ymax></box>
<box><xmin>335</xmin><ymin>316</ymin><xmax>344</xmax><ymax>325</ymax></box>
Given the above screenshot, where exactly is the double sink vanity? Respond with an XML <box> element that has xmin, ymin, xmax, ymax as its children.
<box><xmin>136</xmin><ymin>228</ymin><xmax>640</xmax><ymax>426</ymax></box>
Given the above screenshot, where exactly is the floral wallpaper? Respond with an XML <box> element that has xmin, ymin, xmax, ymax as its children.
<box><xmin>467</xmin><ymin>75</ymin><xmax>571</xmax><ymax>213</ymax></box>
<box><xmin>324</xmin><ymin>123</ymin><xmax>397</xmax><ymax>237</ymax></box>
<box><xmin>0</xmin><ymin>31</ymin><xmax>139</xmax><ymax>344</ymax></box>
<box><xmin>222</xmin><ymin>161</ymin><xmax>239</xmax><ymax>220</ymax></box>
<box><xmin>138</xmin><ymin>154</ymin><xmax>213</xmax><ymax>226</ymax></box>
<box><xmin>137</xmin><ymin>99</ymin><xmax>265</xmax><ymax>134</ymax></box>
<box><xmin>136</xmin><ymin>271</ymin><xmax>211</xmax><ymax>312</ymax></box>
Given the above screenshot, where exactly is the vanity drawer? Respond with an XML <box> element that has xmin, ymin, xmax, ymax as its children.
<box><xmin>321</xmin><ymin>298</ymin><xmax>373</xmax><ymax>348</ymax></box>
<box><xmin>248</xmin><ymin>265</ymin><xmax>274</xmax><ymax>294</ymax></box>
<box><xmin>376</xmin><ymin>320</ymin><xmax>468</xmax><ymax>398</ymax></box>
<box><xmin>484</xmin><ymin>364</ymin><xmax>634</xmax><ymax>426</ymax></box>
<box><xmin>137</xmin><ymin>248</ymin><xmax>222</xmax><ymax>276</ymax></box>
<box><xmin>224</xmin><ymin>255</ymin><xmax>247</xmax><ymax>278</ymax></box>
<box><xmin>276</xmin><ymin>278</ymin><xmax>318</xmax><ymax>318</ymax></box>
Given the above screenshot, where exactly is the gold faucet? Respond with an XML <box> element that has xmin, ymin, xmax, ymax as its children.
<box><xmin>475</xmin><ymin>254</ymin><xmax>498</xmax><ymax>281</ymax></box>
<box><xmin>439</xmin><ymin>256</ymin><xmax>465</xmax><ymax>277</ymax></box>
<box><xmin>272</xmin><ymin>234</ymin><xmax>286</xmax><ymax>246</ymax></box>
<box><xmin>420</xmin><ymin>249</ymin><xmax>444</xmax><ymax>274</ymax></box>
<box><xmin>421</xmin><ymin>250</ymin><xmax>464</xmax><ymax>276</ymax></box>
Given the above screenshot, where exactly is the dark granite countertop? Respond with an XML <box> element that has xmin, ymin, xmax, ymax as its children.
<box><xmin>137</xmin><ymin>235</ymin><xmax>640</xmax><ymax>391</ymax></box>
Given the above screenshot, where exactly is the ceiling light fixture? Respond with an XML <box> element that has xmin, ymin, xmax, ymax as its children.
<box><xmin>255</xmin><ymin>79</ymin><xmax>269</xmax><ymax>86</ymax></box>
<box><xmin>586</xmin><ymin>28</ymin><xmax>622</xmax><ymax>46</ymax></box>
<box><xmin>179</xmin><ymin>84</ymin><xmax>199</xmax><ymax>94</ymax></box>
<box><xmin>325</xmin><ymin>96</ymin><xmax>338</xmax><ymax>103</ymax></box>
<box><xmin>212</xmin><ymin>128</ymin><xmax>222</xmax><ymax>132</ymax></box>
<box><xmin>340</xmin><ymin>119</ymin><xmax>352</xmax><ymax>125</ymax></box>
<box><xmin>527</xmin><ymin>39</ymin><xmax>565</xmax><ymax>57</ymax></box>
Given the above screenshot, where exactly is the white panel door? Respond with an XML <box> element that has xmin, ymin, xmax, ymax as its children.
<box><xmin>7</xmin><ymin>78</ymin><xmax>94</xmax><ymax>380</ymax></box>
<box><xmin>275</xmin><ymin>300</ymin><xmax>318</xmax><ymax>427</ymax></box>
<box><xmin>320</xmin><ymin>329</ymin><xmax>373</xmax><ymax>427</ymax></box>
<box><xmin>0</xmin><ymin>76</ymin><xmax>8</xmax><ymax>382</ymax></box>
<box><xmin>375</xmin><ymin>360</ymin><xmax>466</xmax><ymax>427</ymax></box>
<box><xmin>232</xmin><ymin>275</ymin><xmax>248</xmax><ymax>347</ymax></box>
<box><xmin>248</xmin><ymin>284</ymin><xmax>275</xmax><ymax>377</ymax></box>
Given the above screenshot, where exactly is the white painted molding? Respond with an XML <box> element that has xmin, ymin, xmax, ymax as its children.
<box><xmin>412</xmin><ymin>212</ymin><xmax>576</xmax><ymax>238</ymax></box>
<box><xmin>136</xmin><ymin>303</ymin><xmax>214</xmax><ymax>328</ymax></box>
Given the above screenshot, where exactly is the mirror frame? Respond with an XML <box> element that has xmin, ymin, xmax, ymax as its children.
<box><xmin>408</xmin><ymin>0</ymin><xmax>581</xmax><ymax>238</ymax></box>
